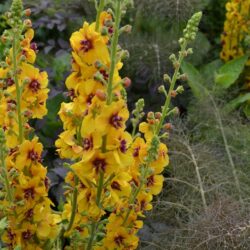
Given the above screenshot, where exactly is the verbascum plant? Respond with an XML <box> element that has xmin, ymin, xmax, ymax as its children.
<box><xmin>220</xmin><ymin>0</ymin><xmax>250</xmax><ymax>116</ymax></box>
<box><xmin>220</xmin><ymin>0</ymin><xmax>250</xmax><ymax>62</ymax></box>
<box><xmin>0</xmin><ymin>0</ymin><xmax>60</xmax><ymax>249</ymax></box>
<box><xmin>56</xmin><ymin>0</ymin><xmax>201</xmax><ymax>249</ymax></box>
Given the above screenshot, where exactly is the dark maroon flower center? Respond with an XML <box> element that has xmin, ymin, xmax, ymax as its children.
<box><xmin>6</xmin><ymin>78</ymin><xmax>15</xmax><ymax>87</ymax></box>
<box><xmin>30</xmin><ymin>42</ymin><xmax>38</xmax><ymax>52</ymax></box>
<box><xmin>7</xmin><ymin>100</ymin><xmax>16</xmax><ymax>111</ymax></box>
<box><xmin>147</xmin><ymin>175</ymin><xmax>155</xmax><ymax>187</ymax></box>
<box><xmin>110</xmin><ymin>113</ymin><xmax>123</xmax><ymax>129</ymax></box>
<box><xmin>114</xmin><ymin>235</ymin><xmax>125</xmax><ymax>246</ymax></box>
<box><xmin>100</xmin><ymin>69</ymin><xmax>109</xmax><ymax>80</ymax></box>
<box><xmin>82</xmin><ymin>137</ymin><xmax>93</xmax><ymax>151</ymax></box>
<box><xmin>93</xmin><ymin>158</ymin><xmax>106</xmax><ymax>173</ymax></box>
<box><xmin>22</xmin><ymin>230</ymin><xmax>33</xmax><ymax>240</ymax></box>
<box><xmin>29</xmin><ymin>79</ymin><xmax>41</xmax><ymax>93</ymax></box>
<box><xmin>140</xmin><ymin>199</ymin><xmax>147</xmax><ymax>210</ymax></box>
<box><xmin>87</xmin><ymin>93</ymin><xmax>95</xmax><ymax>105</ymax></box>
<box><xmin>24</xmin><ymin>187</ymin><xmax>35</xmax><ymax>200</ymax></box>
<box><xmin>67</xmin><ymin>89</ymin><xmax>76</xmax><ymax>99</ymax></box>
<box><xmin>44</xmin><ymin>177</ymin><xmax>49</xmax><ymax>190</ymax></box>
<box><xmin>80</xmin><ymin>39</ymin><xmax>93</xmax><ymax>52</ymax></box>
<box><xmin>7</xmin><ymin>229</ymin><xmax>16</xmax><ymax>241</ymax></box>
<box><xmin>111</xmin><ymin>181</ymin><xmax>121</xmax><ymax>191</ymax></box>
<box><xmin>133</xmin><ymin>147</ymin><xmax>140</xmax><ymax>157</ymax></box>
<box><xmin>25</xmin><ymin>209</ymin><xmax>34</xmax><ymax>219</ymax></box>
<box><xmin>120</xmin><ymin>139</ymin><xmax>127</xmax><ymax>153</ymax></box>
<box><xmin>28</xmin><ymin>149</ymin><xmax>40</xmax><ymax>162</ymax></box>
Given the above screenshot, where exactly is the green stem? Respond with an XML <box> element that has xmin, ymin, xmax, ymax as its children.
<box><xmin>86</xmin><ymin>222</ymin><xmax>97</xmax><ymax>250</ymax></box>
<box><xmin>122</xmin><ymin>165</ymin><xmax>148</xmax><ymax>225</ymax></box>
<box><xmin>66</xmin><ymin>176</ymin><xmax>79</xmax><ymax>232</ymax></box>
<box><xmin>96</xmin><ymin>170</ymin><xmax>104</xmax><ymax>208</ymax></box>
<box><xmin>0</xmin><ymin>145</ymin><xmax>13</xmax><ymax>202</ymax></box>
<box><xmin>95</xmin><ymin>0</ymin><xmax>105</xmax><ymax>32</ymax></box>
<box><xmin>123</xmin><ymin>41</ymin><xmax>188</xmax><ymax>225</ymax></box>
<box><xmin>12</xmin><ymin>30</ymin><xmax>23</xmax><ymax>144</ymax></box>
<box><xmin>156</xmin><ymin>41</ymin><xmax>187</xmax><ymax>135</ymax></box>
<box><xmin>107</xmin><ymin>0</ymin><xmax>122</xmax><ymax>105</ymax></box>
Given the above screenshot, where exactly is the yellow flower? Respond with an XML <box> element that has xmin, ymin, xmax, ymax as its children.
<box><xmin>146</xmin><ymin>174</ymin><xmax>164</xmax><ymax>195</ymax></box>
<box><xmin>20</xmin><ymin>28</ymin><xmax>37</xmax><ymax>64</ymax></box>
<box><xmin>72</xmin><ymin>150</ymin><xmax>119</xmax><ymax>180</ymax></box>
<box><xmin>105</xmin><ymin>171</ymin><xmax>132</xmax><ymax>205</ymax></box>
<box><xmin>16</xmin><ymin>173</ymin><xmax>47</xmax><ymax>202</ymax></box>
<box><xmin>102</xmin><ymin>227</ymin><xmax>139</xmax><ymax>250</ymax></box>
<box><xmin>96</xmin><ymin>99</ymin><xmax>129</xmax><ymax>134</ymax></box>
<box><xmin>70</xmin><ymin>22</ymin><xmax>110</xmax><ymax>65</ymax></box>
<box><xmin>106</xmin><ymin>129</ymin><xmax>134</xmax><ymax>167</ymax></box>
<box><xmin>139</xmin><ymin>121</ymin><xmax>155</xmax><ymax>141</ymax></box>
<box><xmin>150</xmin><ymin>142</ymin><xmax>169</xmax><ymax>174</ymax></box>
<box><xmin>15</xmin><ymin>137</ymin><xmax>43</xmax><ymax>171</ymax></box>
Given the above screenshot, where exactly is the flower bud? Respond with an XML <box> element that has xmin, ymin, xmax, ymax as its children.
<box><xmin>96</xmin><ymin>89</ymin><xmax>106</xmax><ymax>101</ymax></box>
<box><xmin>147</xmin><ymin>111</ymin><xmax>154</xmax><ymax>120</ymax></box>
<box><xmin>158</xmin><ymin>85</ymin><xmax>166</xmax><ymax>94</ymax></box>
<box><xmin>24</xmin><ymin>8</ymin><xmax>31</xmax><ymax>17</ymax></box>
<box><xmin>155</xmin><ymin>112</ymin><xmax>162</xmax><ymax>119</ymax></box>
<box><xmin>24</xmin><ymin>19</ymin><xmax>32</xmax><ymax>28</ymax></box>
<box><xmin>122</xmin><ymin>77</ymin><xmax>131</xmax><ymax>88</ymax></box>
<box><xmin>170</xmin><ymin>91</ymin><xmax>177</xmax><ymax>98</ymax></box>
<box><xmin>176</xmin><ymin>85</ymin><xmax>184</xmax><ymax>94</ymax></box>
<box><xmin>164</xmin><ymin>123</ymin><xmax>173</xmax><ymax>130</ymax></box>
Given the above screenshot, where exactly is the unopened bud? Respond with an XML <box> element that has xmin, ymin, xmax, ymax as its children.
<box><xmin>24</xmin><ymin>19</ymin><xmax>32</xmax><ymax>28</ymax></box>
<box><xmin>94</xmin><ymin>60</ymin><xmax>102</xmax><ymax>69</ymax></box>
<box><xmin>176</xmin><ymin>85</ymin><xmax>184</xmax><ymax>93</ymax></box>
<box><xmin>101</xmin><ymin>27</ymin><xmax>108</xmax><ymax>36</ymax></box>
<box><xmin>179</xmin><ymin>74</ymin><xmax>188</xmax><ymax>81</ymax></box>
<box><xmin>163</xmin><ymin>74</ymin><xmax>171</xmax><ymax>83</ymax></box>
<box><xmin>173</xmin><ymin>62</ymin><xmax>180</xmax><ymax>69</ymax></box>
<box><xmin>158</xmin><ymin>85</ymin><xmax>166</xmax><ymax>94</ymax></box>
<box><xmin>170</xmin><ymin>91</ymin><xmax>177</xmax><ymax>98</ymax></box>
<box><xmin>172</xmin><ymin>107</ymin><xmax>180</xmax><ymax>116</ymax></box>
<box><xmin>164</xmin><ymin>123</ymin><xmax>173</xmax><ymax>130</ymax></box>
<box><xmin>147</xmin><ymin>111</ymin><xmax>154</xmax><ymax>120</ymax></box>
<box><xmin>122</xmin><ymin>77</ymin><xmax>131</xmax><ymax>88</ymax></box>
<box><xmin>1</xmin><ymin>36</ymin><xmax>7</xmax><ymax>43</ymax></box>
<box><xmin>121</xmin><ymin>25</ymin><xmax>132</xmax><ymax>33</ymax></box>
<box><xmin>155</xmin><ymin>112</ymin><xmax>162</xmax><ymax>119</ymax></box>
<box><xmin>24</xmin><ymin>8</ymin><xmax>31</xmax><ymax>17</ymax></box>
<box><xmin>96</xmin><ymin>89</ymin><xmax>106</xmax><ymax>101</ymax></box>
<box><xmin>23</xmin><ymin>110</ymin><xmax>33</xmax><ymax>118</ymax></box>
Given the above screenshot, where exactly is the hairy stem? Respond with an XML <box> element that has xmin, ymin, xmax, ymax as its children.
<box><xmin>12</xmin><ymin>29</ymin><xmax>24</xmax><ymax>143</ymax></box>
<box><xmin>107</xmin><ymin>0</ymin><xmax>122</xmax><ymax>104</ymax></box>
<box><xmin>66</xmin><ymin>176</ymin><xmax>79</xmax><ymax>232</ymax></box>
<box><xmin>0</xmin><ymin>145</ymin><xmax>13</xmax><ymax>202</ymax></box>
<box><xmin>95</xmin><ymin>0</ymin><xmax>105</xmax><ymax>32</ymax></box>
<box><xmin>156</xmin><ymin>41</ymin><xmax>187</xmax><ymax>135</ymax></box>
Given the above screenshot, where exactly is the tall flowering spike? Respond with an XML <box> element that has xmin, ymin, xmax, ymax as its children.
<box><xmin>0</xmin><ymin>1</ymin><xmax>60</xmax><ymax>249</ymax></box>
<box><xmin>221</xmin><ymin>0</ymin><xmax>250</xmax><ymax>62</ymax></box>
<box><xmin>56</xmin><ymin>0</ymin><xmax>201</xmax><ymax>248</ymax></box>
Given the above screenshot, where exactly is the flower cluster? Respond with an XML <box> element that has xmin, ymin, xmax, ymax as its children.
<box><xmin>220</xmin><ymin>0</ymin><xmax>250</xmax><ymax>62</ymax></box>
<box><xmin>56</xmin><ymin>1</ymin><xmax>202</xmax><ymax>249</ymax></box>
<box><xmin>0</xmin><ymin>0</ymin><xmax>59</xmax><ymax>248</ymax></box>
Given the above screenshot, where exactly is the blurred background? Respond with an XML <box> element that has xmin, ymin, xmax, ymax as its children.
<box><xmin>1</xmin><ymin>0</ymin><xmax>250</xmax><ymax>249</ymax></box>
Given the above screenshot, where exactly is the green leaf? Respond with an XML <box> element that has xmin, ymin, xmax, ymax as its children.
<box><xmin>243</xmin><ymin>103</ymin><xmax>250</xmax><ymax>118</ymax></box>
<box><xmin>200</xmin><ymin>59</ymin><xmax>223</xmax><ymax>84</ymax></box>
<box><xmin>215</xmin><ymin>55</ymin><xmax>248</xmax><ymax>88</ymax></box>
<box><xmin>225</xmin><ymin>93</ymin><xmax>250</xmax><ymax>112</ymax></box>
<box><xmin>0</xmin><ymin>217</ymin><xmax>8</xmax><ymax>232</ymax></box>
<box><xmin>46</xmin><ymin>93</ymin><xmax>65</xmax><ymax>121</ymax></box>
<box><xmin>181</xmin><ymin>61</ymin><xmax>205</xmax><ymax>99</ymax></box>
